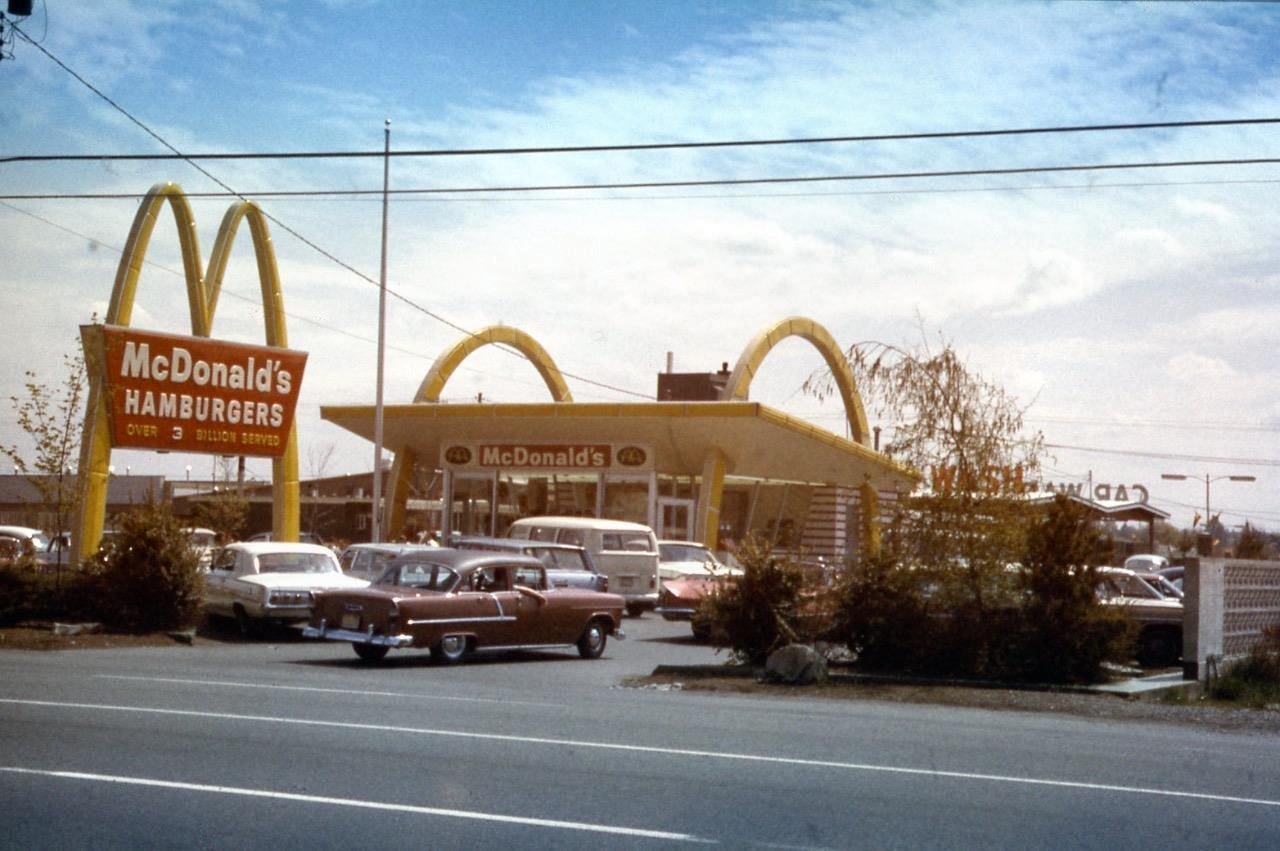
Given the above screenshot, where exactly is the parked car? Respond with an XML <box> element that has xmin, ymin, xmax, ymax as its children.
<box><xmin>656</xmin><ymin>540</ymin><xmax>743</xmax><ymax>639</ymax></box>
<box><xmin>305</xmin><ymin>548</ymin><xmax>626</xmax><ymax>664</ymax></box>
<box><xmin>454</xmin><ymin>536</ymin><xmax>608</xmax><ymax>592</ymax></box>
<box><xmin>1124</xmin><ymin>553</ymin><xmax>1170</xmax><ymax>573</ymax></box>
<box><xmin>338</xmin><ymin>542</ymin><xmax>433</xmax><ymax>581</ymax></box>
<box><xmin>1095</xmin><ymin>566</ymin><xmax>1184</xmax><ymax>667</ymax></box>
<box><xmin>1157</xmin><ymin>565</ymin><xmax>1185</xmax><ymax>594</ymax></box>
<box><xmin>183</xmin><ymin>527</ymin><xmax>218</xmax><ymax>570</ymax></box>
<box><xmin>204</xmin><ymin>542</ymin><xmax>368</xmax><ymax>634</ymax></box>
<box><xmin>506</xmin><ymin>516</ymin><xmax>659</xmax><ymax>616</ymax></box>
<box><xmin>0</xmin><ymin>525</ymin><xmax>49</xmax><ymax>566</ymax></box>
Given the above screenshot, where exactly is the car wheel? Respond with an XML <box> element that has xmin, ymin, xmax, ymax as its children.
<box><xmin>691</xmin><ymin>621</ymin><xmax>710</xmax><ymax>642</ymax></box>
<box><xmin>233</xmin><ymin>605</ymin><xmax>258</xmax><ymax>638</ymax></box>
<box><xmin>1137</xmin><ymin>627</ymin><xmax>1180</xmax><ymax>668</ymax></box>
<box><xmin>577</xmin><ymin>620</ymin><xmax>608</xmax><ymax>659</ymax></box>
<box><xmin>625</xmin><ymin>603</ymin><xmax>645</xmax><ymax>618</ymax></box>
<box><xmin>352</xmin><ymin>642</ymin><xmax>388</xmax><ymax>663</ymax></box>
<box><xmin>432</xmin><ymin>634</ymin><xmax>469</xmax><ymax>665</ymax></box>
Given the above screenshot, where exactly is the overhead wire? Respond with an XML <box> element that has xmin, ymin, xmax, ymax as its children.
<box><xmin>8</xmin><ymin>25</ymin><xmax>651</xmax><ymax>401</ymax></box>
<box><xmin>6</xmin><ymin>156</ymin><xmax>1280</xmax><ymax>201</ymax></box>
<box><xmin>5</xmin><ymin>116</ymin><xmax>1280</xmax><ymax>164</ymax></box>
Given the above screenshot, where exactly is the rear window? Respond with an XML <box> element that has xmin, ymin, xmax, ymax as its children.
<box><xmin>385</xmin><ymin>561</ymin><xmax>457</xmax><ymax>591</ymax></box>
<box><xmin>601</xmin><ymin>531</ymin><xmax>653</xmax><ymax>553</ymax></box>
<box><xmin>258</xmin><ymin>552</ymin><xmax>338</xmax><ymax>574</ymax></box>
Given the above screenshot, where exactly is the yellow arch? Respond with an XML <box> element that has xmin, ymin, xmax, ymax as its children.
<box><xmin>414</xmin><ymin>325</ymin><xmax>572</xmax><ymax>403</ymax></box>
<box><xmin>74</xmin><ymin>182</ymin><xmax>300</xmax><ymax>563</ymax></box>
<box><xmin>384</xmin><ymin>325</ymin><xmax>572</xmax><ymax>540</ymax></box>
<box><xmin>698</xmin><ymin>316</ymin><xmax>873</xmax><ymax>550</ymax></box>
<box><xmin>722</xmin><ymin>316</ymin><xmax>869</xmax><ymax>445</ymax></box>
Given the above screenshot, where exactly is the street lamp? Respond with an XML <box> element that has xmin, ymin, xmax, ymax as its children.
<box><xmin>1160</xmin><ymin>472</ymin><xmax>1257</xmax><ymax>527</ymax></box>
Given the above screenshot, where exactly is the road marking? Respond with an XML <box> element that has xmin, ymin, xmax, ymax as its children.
<box><xmin>0</xmin><ymin>766</ymin><xmax>711</xmax><ymax>843</ymax></box>
<box><xmin>3</xmin><ymin>698</ymin><xmax>1280</xmax><ymax>810</ymax></box>
<box><xmin>96</xmin><ymin>675</ymin><xmax>566</xmax><ymax>708</ymax></box>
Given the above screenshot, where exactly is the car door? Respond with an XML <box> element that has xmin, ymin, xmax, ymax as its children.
<box><xmin>205</xmin><ymin>548</ymin><xmax>238</xmax><ymax>615</ymax></box>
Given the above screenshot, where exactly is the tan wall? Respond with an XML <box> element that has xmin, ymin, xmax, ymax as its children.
<box><xmin>1185</xmin><ymin>557</ymin><xmax>1280</xmax><ymax>680</ymax></box>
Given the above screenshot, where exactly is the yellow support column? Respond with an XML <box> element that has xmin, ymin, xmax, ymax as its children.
<box><xmin>859</xmin><ymin>481</ymin><xmax>881</xmax><ymax>560</ymax></box>
<box><xmin>695</xmin><ymin>447</ymin><xmax>728</xmax><ymax>550</ymax></box>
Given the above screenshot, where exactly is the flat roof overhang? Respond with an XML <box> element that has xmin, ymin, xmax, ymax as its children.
<box><xmin>321</xmin><ymin>401</ymin><xmax>917</xmax><ymax>490</ymax></box>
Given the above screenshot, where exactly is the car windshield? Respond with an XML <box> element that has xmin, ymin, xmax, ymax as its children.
<box><xmin>257</xmin><ymin>552</ymin><xmax>338</xmax><ymax>574</ymax></box>
<box><xmin>660</xmin><ymin>543</ymin><xmax>711</xmax><ymax>563</ymax></box>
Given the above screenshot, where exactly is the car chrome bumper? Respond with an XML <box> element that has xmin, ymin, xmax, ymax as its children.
<box><xmin>302</xmin><ymin>621</ymin><xmax>414</xmax><ymax>647</ymax></box>
<box><xmin>655</xmin><ymin>606</ymin><xmax>697</xmax><ymax>620</ymax></box>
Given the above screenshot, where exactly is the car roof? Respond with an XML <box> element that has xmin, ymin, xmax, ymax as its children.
<box><xmin>223</xmin><ymin>541</ymin><xmax>337</xmax><ymax>556</ymax></box>
<box><xmin>342</xmin><ymin>542</ymin><xmax>430</xmax><ymax>554</ymax></box>
<box><xmin>388</xmin><ymin>547</ymin><xmax>544</xmax><ymax>571</ymax></box>
<box><xmin>456</xmin><ymin>536</ymin><xmax>585</xmax><ymax>552</ymax></box>
<box><xmin>0</xmin><ymin>526</ymin><xmax>45</xmax><ymax>538</ymax></box>
<box><xmin>507</xmin><ymin>516</ymin><xmax>654</xmax><ymax>533</ymax></box>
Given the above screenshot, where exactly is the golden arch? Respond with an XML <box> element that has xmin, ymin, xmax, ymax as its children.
<box><xmin>722</xmin><ymin>316</ymin><xmax>869</xmax><ymax>444</ymax></box>
<box><xmin>73</xmin><ymin>182</ymin><xmax>301</xmax><ymax>562</ymax></box>
<box><xmin>414</xmin><ymin>325</ymin><xmax>572</xmax><ymax>403</ymax></box>
<box><xmin>697</xmin><ymin>316</ymin><xmax>876</xmax><ymax>551</ymax></box>
<box><xmin>383</xmin><ymin>325</ymin><xmax>571</xmax><ymax>539</ymax></box>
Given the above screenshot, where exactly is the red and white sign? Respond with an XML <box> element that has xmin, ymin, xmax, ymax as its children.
<box><xmin>84</xmin><ymin>325</ymin><xmax>307</xmax><ymax>458</ymax></box>
<box><xmin>442</xmin><ymin>443</ymin><xmax>651</xmax><ymax>471</ymax></box>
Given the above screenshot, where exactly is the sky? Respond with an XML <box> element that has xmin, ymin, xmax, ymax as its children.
<box><xmin>1</xmin><ymin>0</ymin><xmax>1278</xmax><ymax>533</ymax></box>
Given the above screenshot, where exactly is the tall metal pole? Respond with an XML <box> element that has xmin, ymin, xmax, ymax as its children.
<box><xmin>372</xmin><ymin>119</ymin><xmax>390</xmax><ymax>542</ymax></box>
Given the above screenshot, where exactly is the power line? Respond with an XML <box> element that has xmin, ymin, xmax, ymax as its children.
<box><xmin>8</xmin><ymin>26</ymin><xmax>651</xmax><ymax>402</ymax></box>
<box><xmin>5</xmin><ymin>116</ymin><xmax>1280</xmax><ymax>164</ymax></box>
<box><xmin>1045</xmin><ymin>442</ymin><xmax>1280</xmax><ymax>467</ymax></box>
<box><xmin>0</xmin><ymin>200</ymin><xmax>641</xmax><ymax>403</ymax></box>
<box><xmin>7</xmin><ymin>156</ymin><xmax>1280</xmax><ymax>202</ymax></box>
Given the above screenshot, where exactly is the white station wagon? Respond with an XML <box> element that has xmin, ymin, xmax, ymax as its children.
<box><xmin>204</xmin><ymin>541</ymin><xmax>368</xmax><ymax>634</ymax></box>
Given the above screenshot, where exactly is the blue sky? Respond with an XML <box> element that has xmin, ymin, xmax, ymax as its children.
<box><xmin>2</xmin><ymin>0</ymin><xmax>1279</xmax><ymax>532</ymax></box>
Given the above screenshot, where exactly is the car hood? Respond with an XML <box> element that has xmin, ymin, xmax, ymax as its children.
<box><xmin>241</xmin><ymin>573</ymin><xmax>369</xmax><ymax>591</ymax></box>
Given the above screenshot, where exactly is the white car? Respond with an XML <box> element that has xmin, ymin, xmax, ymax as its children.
<box><xmin>204</xmin><ymin>542</ymin><xmax>368</xmax><ymax>634</ymax></box>
<box><xmin>183</xmin><ymin>527</ymin><xmax>218</xmax><ymax>570</ymax></box>
<box><xmin>0</xmin><ymin>525</ymin><xmax>50</xmax><ymax>564</ymax></box>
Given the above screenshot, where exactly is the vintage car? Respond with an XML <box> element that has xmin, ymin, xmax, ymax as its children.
<box><xmin>204</xmin><ymin>541</ymin><xmax>369</xmax><ymax>633</ymax></box>
<box><xmin>1095</xmin><ymin>566</ymin><xmax>1184</xmax><ymax>667</ymax></box>
<box><xmin>454</xmin><ymin>536</ymin><xmax>609</xmax><ymax>592</ymax></box>
<box><xmin>656</xmin><ymin>540</ymin><xmax>742</xmax><ymax>639</ymax></box>
<box><xmin>506</xmin><ymin>516</ymin><xmax>660</xmax><ymax>617</ymax></box>
<box><xmin>304</xmin><ymin>548</ymin><xmax>626</xmax><ymax>664</ymax></box>
<box><xmin>338</xmin><ymin>542</ymin><xmax>435</xmax><ymax>581</ymax></box>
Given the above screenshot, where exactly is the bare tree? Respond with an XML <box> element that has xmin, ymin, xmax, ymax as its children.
<box><xmin>2</xmin><ymin>348</ymin><xmax>87</xmax><ymax>559</ymax></box>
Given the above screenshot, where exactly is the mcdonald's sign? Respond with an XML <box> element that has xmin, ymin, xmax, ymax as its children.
<box><xmin>83</xmin><ymin>325</ymin><xmax>307</xmax><ymax>458</ymax></box>
<box><xmin>73</xmin><ymin>181</ymin><xmax>305</xmax><ymax>561</ymax></box>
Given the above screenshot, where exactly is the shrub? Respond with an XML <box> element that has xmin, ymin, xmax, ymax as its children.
<box><xmin>696</xmin><ymin>537</ymin><xmax>812</xmax><ymax>665</ymax></box>
<box><xmin>834</xmin><ymin>494</ymin><xmax>1131</xmax><ymax>683</ymax></box>
<box><xmin>86</xmin><ymin>500</ymin><xmax>203</xmax><ymax>632</ymax></box>
<box><xmin>1208</xmin><ymin>627</ymin><xmax>1280</xmax><ymax>707</ymax></box>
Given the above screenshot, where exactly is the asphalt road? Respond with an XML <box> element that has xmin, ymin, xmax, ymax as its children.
<box><xmin>2</xmin><ymin>616</ymin><xmax>1278</xmax><ymax>849</ymax></box>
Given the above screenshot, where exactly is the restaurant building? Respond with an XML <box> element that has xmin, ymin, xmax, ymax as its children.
<box><xmin>322</xmin><ymin>317</ymin><xmax>917</xmax><ymax>560</ymax></box>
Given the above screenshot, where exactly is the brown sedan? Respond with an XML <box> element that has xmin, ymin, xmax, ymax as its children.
<box><xmin>305</xmin><ymin>548</ymin><xmax>626</xmax><ymax>664</ymax></box>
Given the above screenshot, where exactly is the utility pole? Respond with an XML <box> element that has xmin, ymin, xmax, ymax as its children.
<box><xmin>372</xmin><ymin>119</ymin><xmax>390</xmax><ymax>542</ymax></box>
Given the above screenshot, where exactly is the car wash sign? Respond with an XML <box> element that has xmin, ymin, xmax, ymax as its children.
<box><xmin>83</xmin><ymin>325</ymin><xmax>307</xmax><ymax>458</ymax></box>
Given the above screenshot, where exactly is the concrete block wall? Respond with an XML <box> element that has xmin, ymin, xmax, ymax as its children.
<box><xmin>1184</xmin><ymin>557</ymin><xmax>1280</xmax><ymax>680</ymax></box>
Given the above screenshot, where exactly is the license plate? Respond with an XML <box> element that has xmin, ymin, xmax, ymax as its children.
<box><xmin>620</xmin><ymin>576</ymin><xmax>635</xmax><ymax>588</ymax></box>
<box><xmin>341</xmin><ymin>613</ymin><xmax>361</xmax><ymax>630</ymax></box>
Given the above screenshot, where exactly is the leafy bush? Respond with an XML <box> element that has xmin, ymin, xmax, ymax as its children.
<box><xmin>1208</xmin><ymin>627</ymin><xmax>1280</xmax><ymax>707</ymax></box>
<box><xmin>696</xmin><ymin>537</ymin><xmax>814</xmax><ymax>665</ymax></box>
<box><xmin>1010</xmin><ymin>495</ymin><xmax>1132</xmax><ymax>683</ymax></box>
<box><xmin>85</xmin><ymin>500</ymin><xmax>203</xmax><ymax>632</ymax></box>
<box><xmin>833</xmin><ymin>494</ymin><xmax>1130</xmax><ymax>683</ymax></box>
